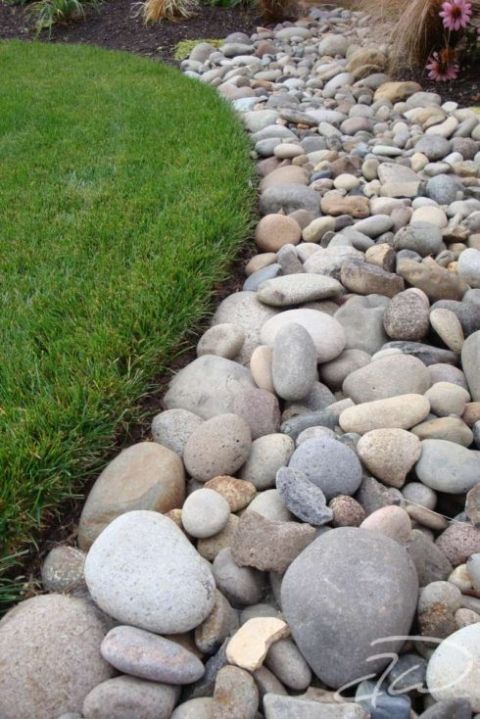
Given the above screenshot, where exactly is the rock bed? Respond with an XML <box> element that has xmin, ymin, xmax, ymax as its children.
<box><xmin>2</xmin><ymin>6</ymin><xmax>480</xmax><ymax>719</ymax></box>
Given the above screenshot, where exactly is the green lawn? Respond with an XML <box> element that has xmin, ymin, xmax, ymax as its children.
<box><xmin>0</xmin><ymin>40</ymin><xmax>254</xmax><ymax>609</ymax></box>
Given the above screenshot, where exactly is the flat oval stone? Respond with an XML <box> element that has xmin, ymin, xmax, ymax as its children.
<box><xmin>427</xmin><ymin>623</ymin><xmax>480</xmax><ymax>712</ymax></box>
<box><xmin>84</xmin><ymin>511</ymin><xmax>216</xmax><ymax>634</ymax></box>
<box><xmin>257</xmin><ymin>274</ymin><xmax>343</xmax><ymax>306</ymax></box>
<box><xmin>272</xmin><ymin>323</ymin><xmax>317</xmax><ymax>401</ymax></box>
<box><xmin>343</xmin><ymin>354</ymin><xmax>431</xmax><ymax>403</ymax></box>
<box><xmin>0</xmin><ymin>594</ymin><xmax>113</xmax><ymax>719</ymax></box>
<box><xmin>281</xmin><ymin>527</ymin><xmax>418</xmax><ymax>688</ymax></box>
<box><xmin>197</xmin><ymin>323</ymin><xmax>245</xmax><ymax>359</ymax></box>
<box><xmin>261</xmin><ymin>309</ymin><xmax>346</xmax><ymax>363</ymax></box>
<box><xmin>101</xmin><ymin>626</ymin><xmax>204</xmax><ymax>684</ymax></box>
<box><xmin>288</xmin><ymin>436</ymin><xmax>363</xmax><ymax>500</ymax></box>
<box><xmin>82</xmin><ymin>676</ymin><xmax>178</xmax><ymax>719</ymax></box>
<box><xmin>462</xmin><ymin>330</ymin><xmax>480</xmax><ymax>401</ymax></box>
<box><xmin>78</xmin><ymin>442</ymin><xmax>185</xmax><ymax>550</ymax></box>
<box><xmin>183</xmin><ymin>414</ymin><xmax>252</xmax><ymax>482</ymax></box>
<box><xmin>416</xmin><ymin>439</ymin><xmax>480</xmax><ymax>494</ymax></box>
<box><xmin>340</xmin><ymin>394</ymin><xmax>431</xmax><ymax>433</ymax></box>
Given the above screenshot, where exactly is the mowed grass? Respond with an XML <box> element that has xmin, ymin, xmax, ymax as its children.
<box><xmin>0</xmin><ymin>40</ymin><xmax>254</xmax><ymax>608</ymax></box>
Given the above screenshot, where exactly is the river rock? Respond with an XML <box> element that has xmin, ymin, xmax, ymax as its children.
<box><xmin>427</xmin><ymin>623</ymin><xmax>480</xmax><ymax>711</ymax></box>
<box><xmin>276</xmin><ymin>466</ymin><xmax>334</xmax><ymax>525</ymax></box>
<box><xmin>82</xmin><ymin>676</ymin><xmax>178</xmax><ymax>719</ymax></box>
<box><xmin>0</xmin><ymin>594</ymin><xmax>113</xmax><ymax>719</ymax></box>
<box><xmin>383</xmin><ymin>289</ymin><xmax>430</xmax><ymax>340</ymax></box>
<box><xmin>281</xmin><ymin>527</ymin><xmax>418</xmax><ymax>688</ymax></box>
<box><xmin>343</xmin><ymin>354</ymin><xmax>431</xmax><ymax>403</ymax></box>
<box><xmin>181</xmin><ymin>488</ymin><xmax>231</xmax><ymax>538</ymax></box>
<box><xmin>393</xmin><ymin>223</ymin><xmax>444</xmax><ymax>257</ymax></box>
<box><xmin>335</xmin><ymin>295</ymin><xmax>389</xmax><ymax>354</ymax></box>
<box><xmin>341</xmin><ymin>258</ymin><xmax>405</xmax><ymax>298</ymax></box>
<box><xmin>357</xmin><ymin>428</ymin><xmax>421</xmax><ymax>487</ymax></box>
<box><xmin>261</xmin><ymin>309</ymin><xmax>346</xmax><ymax>363</ymax></box>
<box><xmin>226</xmin><ymin>617</ymin><xmax>289</xmax><ymax>671</ymax></box>
<box><xmin>340</xmin><ymin>394</ymin><xmax>431</xmax><ymax>433</ymax></box>
<box><xmin>183</xmin><ymin>414</ymin><xmax>252</xmax><ymax>482</ymax></box>
<box><xmin>41</xmin><ymin>545</ymin><xmax>86</xmax><ymax>593</ymax></box>
<box><xmin>462</xmin><ymin>331</ymin><xmax>480</xmax><ymax>401</ymax></box>
<box><xmin>197</xmin><ymin>324</ymin><xmax>245</xmax><ymax>359</ymax></box>
<box><xmin>255</xmin><ymin>214</ymin><xmax>302</xmax><ymax>252</ymax></box>
<box><xmin>84</xmin><ymin>511</ymin><xmax>216</xmax><ymax>634</ymax></box>
<box><xmin>415</xmin><ymin>439</ymin><xmax>480</xmax><ymax>493</ymax></box>
<box><xmin>100</xmin><ymin>626</ymin><xmax>205</xmax><ymax>683</ymax></box>
<box><xmin>288</xmin><ymin>436</ymin><xmax>363</xmax><ymax>500</ymax></box>
<box><xmin>204</xmin><ymin>476</ymin><xmax>256</xmax><ymax>512</ymax></box>
<box><xmin>241</xmin><ymin>433</ymin><xmax>295</xmax><ymax>490</ymax></box>
<box><xmin>272</xmin><ymin>323</ymin><xmax>317</xmax><ymax>401</ymax></box>
<box><xmin>78</xmin><ymin>442</ymin><xmax>185</xmax><ymax>550</ymax></box>
<box><xmin>151</xmin><ymin>409</ymin><xmax>203</xmax><ymax>457</ymax></box>
<box><xmin>258</xmin><ymin>274</ymin><xmax>343</xmax><ymax>306</ymax></box>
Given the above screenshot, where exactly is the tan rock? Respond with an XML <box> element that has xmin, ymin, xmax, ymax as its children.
<box><xmin>411</xmin><ymin>416</ymin><xmax>473</xmax><ymax>446</ymax></box>
<box><xmin>365</xmin><ymin>243</ymin><xmax>395</xmax><ymax>272</ymax></box>
<box><xmin>260</xmin><ymin>165</ymin><xmax>308</xmax><ymax>191</ymax></box>
<box><xmin>339</xmin><ymin>394</ymin><xmax>431</xmax><ymax>434</ymax></box>
<box><xmin>165</xmin><ymin>508</ymin><xmax>183</xmax><ymax>529</ymax></box>
<box><xmin>357</xmin><ymin>428</ymin><xmax>421</xmax><ymax>487</ymax></box>
<box><xmin>245</xmin><ymin>253</ymin><xmax>277</xmax><ymax>276</ymax></box>
<box><xmin>360</xmin><ymin>506</ymin><xmax>412</xmax><ymax>544</ymax></box>
<box><xmin>78</xmin><ymin>442</ymin><xmax>185</xmax><ymax>550</ymax></box>
<box><xmin>341</xmin><ymin>258</ymin><xmax>404</xmax><ymax>298</ymax></box>
<box><xmin>463</xmin><ymin>402</ymin><xmax>480</xmax><ymax>427</ymax></box>
<box><xmin>226</xmin><ymin>617</ymin><xmax>290</xmax><ymax>671</ymax></box>
<box><xmin>320</xmin><ymin>192</ymin><xmax>370</xmax><ymax>218</ymax></box>
<box><xmin>250</xmin><ymin>345</ymin><xmax>274</xmax><ymax>393</ymax></box>
<box><xmin>374</xmin><ymin>81</ymin><xmax>422</xmax><ymax>103</ymax></box>
<box><xmin>347</xmin><ymin>48</ymin><xmax>386</xmax><ymax>73</ymax></box>
<box><xmin>301</xmin><ymin>216</ymin><xmax>335</xmax><ymax>243</ymax></box>
<box><xmin>430</xmin><ymin>307</ymin><xmax>464</xmax><ymax>352</ymax></box>
<box><xmin>398</xmin><ymin>258</ymin><xmax>469</xmax><ymax>302</ymax></box>
<box><xmin>205</xmin><ymin>476</ymin><xmax>257</xmax><ymax>512</ymax></box>
<box><xmin>255</xmin><ymin>214</ymin><xmax>301</xmax><ymax>252</ymax></box>
<box><xmin>197</xmin><ymin>514</ymin><xmax>240</xmax><ymax>561</ymax></box>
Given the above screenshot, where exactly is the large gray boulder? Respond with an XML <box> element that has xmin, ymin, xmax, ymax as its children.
<box><xmin>281</xmin><ymin>527</ymin><xmax>418</xmax><ymax>688</ymax></box>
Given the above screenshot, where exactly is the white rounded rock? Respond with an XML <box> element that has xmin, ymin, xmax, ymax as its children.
<box><xmin>85</xmin><ymin>511</ymin><xmax>216</xmax><ymax>634</ymax></box>
<box><xmin>427</xmin><ymin>623</ymin><xmax>480</xmax><ymax>711</ymax></box>
<box><xmin>182</xmin><ymin>488</ymin><xmax>231</xmax><ymax>539</ymax></box>
<box><xmin>261</xmin><ymin>309</ymin><xmax>346</xmax><ymax>363</ymax></box>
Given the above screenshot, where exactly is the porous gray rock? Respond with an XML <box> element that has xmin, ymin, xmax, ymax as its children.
<box><xmin>276</xmin><ymin>466</ymin><xmax>333</xmax><ymax>525</ymax></box>
<box><xmin>151</xmin><ymin>408</ymin><xmax>203</xmax><ymax>457</ymax></box>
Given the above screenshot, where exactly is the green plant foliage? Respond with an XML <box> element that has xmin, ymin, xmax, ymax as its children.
<box><xmin>27</xmin><ymin>0</ymin><xmax>102</xmax><ymax>35</ymax></box>
<box><xmin>0</xmin><ymin>40</ymin><xmax>254</xmax><ymax>612</ymax></box>
<box><xmin>173</xmin><ymin>38</ymin><xmax>223</xmax><ymax>60</ymax></box>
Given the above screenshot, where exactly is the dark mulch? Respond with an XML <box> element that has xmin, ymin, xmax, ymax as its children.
<box><xmin>0</xmin><ymin>0</ymin><xmax>261</xmax><ymax>63</ymax></box>
<box><xmin>397</xmin><ymin>59</ymin><xmax>480</xmax><ymax>108</ymax></box>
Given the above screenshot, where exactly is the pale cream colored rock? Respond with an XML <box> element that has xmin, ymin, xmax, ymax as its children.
<box><xmin>455</xmin><ymin>608</ymin><xmax>480</xmax><ymax>628</ymax></box>
<box><xmin>430</xmin><ymin>308</ymin><xmax>464</xmax><ymax>352</ymax></box>
<box><xmin>374</xmin><ymin>81</ymin><xmax>421</xmax><ymax>102</ymax></box>
<box><xmin>426</xmin><ymin>115</ymin><xmax>459</xmax><ymax>138</ymax></box>
<box><xmin>245</xmin><ymin>253</ymin><xmax>277</xmax><ymax>276</ymax></box>
<box><xmin>339</xmin><ymin>394</ymin><xmax>431</xmax><ymax>434</ymax></box>
<box><xmin>274</xmin><ymin>143</ymin><xmax>304</xmax><ymax>160</ymax></box>
<box><xmin>365</xmin><ymin>243</ymin><xmax>395</xmax><ymax>272</ymax></box>
<box><xmin>411</xmin><ymin>152</ymin><xmax>429</xmax><ymax>172</ymax></box>
<box><xmin>449</xmin><ymin>564</ymin><xmax>473</xmax><ymax>594</ymax></box>
<box><xmin>424</xmin><ymin>382</ymin><xmax>470</xmax><ymax>417</ymax></box>
<box><xmin>250</xmin><ymin>345</ymin><xmax>274</xmax><ymax>393</ymax></box>
<box><xmin>406</xmin><ymin>504</ymin><xmax>448</xmax><ymax>531</ymax></box>
<box><xmin>301</xmin><ymin>216</ymin><xmax>335</xmax><ymax>243</ymax></box>
<box><xmin>410</xmin><ymin>206</ymin><xmax>448</xmax><ymax>228</ymax></box>
<box><xmin>360</xmin><ymin>506</ymin><xmax>412</xmax><ymax>544</ymax></box>
<box><xmin>411</xmin><ymin>416</ymin><xmax>473</xmax><ymax>446</ymax></box>
<box><xmin>356</xmin><ymin>428</ymin><xmax>421</xmax><ymax>487</ymax></box>
<box><xmin>226</xmin><ymin>617</ymin><xmax>290</xmax><ymax>671</ymax></box>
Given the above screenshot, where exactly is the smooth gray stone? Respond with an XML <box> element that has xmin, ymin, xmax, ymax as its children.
<box><xmin>272</xmin><ymin>323</ymin><xmax>317</xmax><ymax>401</ymax></box>
<box><xmin>356</xmin><ymin>680</ymin><xmax>411</xmax><ymax>718</ymax></box>
<box><xmin>259</xmin><ymin>185</ymin><xmax>321</xmax><ymax>216</ymax></box>
<box><xmin>383</xmin><ymin>341</ymin><xmax>458</xmax><ymax>366</ymax></box>
<box><xmin>388</xmin><ymin>652</ymin><xmax>427</xmax><ymax>693</ymax></box>
<box><xmin>264</xmin><ymin>637</ymin><xmax>312</xmax><ymax>691</ymax></box>
<box><xmin>426</xmin><ymin>175</ymin><xmax>463</xmax><ymax>205</ymax></box>
<box><xmin>280</xmin><ymin>410</ymin><xmax>337</xmax><ymax>440</ymax></box>
<box><xmin>343</xmin><ymin>353</ymin><xmax>431</xmax><ymax>403</ymax></box>
<box><xmin>356</xmin><ymin>476</ymin><xmax>403</xmax><ymax>515</ymax></box>
<box><xmin>281</xmin><ymin>528</ymin><xmax>418</xmax><ymax>688</ymax></box>
<box><xmin>82</xmin><ymin>676</ymin><xmax>178</xmax><ymax>719</ymax></box>
<box><xmin>406</xmin><ymin>529</ymin><xmax>452</xmax><ymax>585</ymax></box>
<box><xmin>432</xmin><ymin>294</ymin><xmax>480</xmax><ymax>336</ymax></box>
<box><xmin>276</xmin><ymin>467</ymin><xmax>333</xmax><ymax>525</ymax></box>
<box><xmin>418</xmin><ymin>698</ymin><xmax>473</xmax><ymax>718</ymax></box>
<box><xmin>462</xmin><ymin>330</ymin><xmax>480</xmax><ymax>401</ymax></box>
<box><xmin>415</xmin><ymin>440</ymin><xmax>480</xmax><ymax>494</ymax></box>
<box><xmin>288</xmin><ymin>437</ymin><xmax>362</xmax><ymax>500</ymax></box>
<box><xmin>414</xmin><ymin>136</ymin><xmax>452</xmax><ymax>161</ymax></box>
<box><xmin>335</xmin><ymin>295</ymin><xmax>389</xmax><ymax>354</ymax></box>
<box><xmin>263</xmin><ymin>694</ymin><xmax>367</xmax><ymax>718</ymax></box>
<box><xmin>393</xmin><ymin>223</ymin><xmax>444</xmax><ymax>257</ymax></box>
<box><xmin>243</xmin><ymin>264</ymin><xmax>281</xmax><ymax>291</ymax></box>
<box><xmin>474</xmin><ymin>421</ymin><xmax>480</xmax><ymax>449</ymax></box>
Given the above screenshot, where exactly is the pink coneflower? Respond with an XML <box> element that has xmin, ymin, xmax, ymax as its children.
<box><xmin>426</xmin><ymin>49</ymin><xmax>460</xmax><ymax>80</ymax></box>
<box><xmin>439</xmin><ymin>0</ymin><xmax>473</xmax><ymax>31</ymax></box>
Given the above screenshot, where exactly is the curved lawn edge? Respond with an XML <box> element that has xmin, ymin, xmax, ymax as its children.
<box><xmin>0</xmin><ymin>40</ymin><xmax>255</xmax><ymax>610</ymax></box>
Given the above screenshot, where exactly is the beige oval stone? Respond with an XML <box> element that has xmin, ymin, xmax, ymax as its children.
<box><xmin>260</xmin><ymin>165</ymin><xmax>308</xmax><ymax>191</ymax></box>
<box><xmin>78</xmin><ymin>442</ymin><xmax>185</xmax><ymax>550</ymax></box>
<box><xmin>197</xmin><ymin>514</ymin><xmax>240</xmax><ymax>561</ymax></box>
<box><xmin>374</xmin><ymin>81</ymin><xmax>422</xmax><ymax>102</ymax></box>
<box><xmin>360</xmin><ymin>506</ymin><xmax>412</xmax><ymax>544</ymax></box>
<box><xmin>430</xmin><ymin>307</ymin><xmax>464</xmax><ymax>352</ymax></box>
<box><xmin>205</xmin><ymin>476</ymin><xmax>257</xmax><ymax>512</ymax></box>
<box><xmin>411</xmin><ymin>416</ymin><xmax>473</xmax><ymax>446</ymax></box>
<box><xmin>245</xmin><ymin>253</ymin><xmax>277</xmax><ymax>276</ymax></box>
<box><xmin>357</xmin><ymin>428</ymin><xmax>422</xmax><ymax>487</ymax></box>
<box><xmin>339</xmin><ymin>394</ymin><xmax>431</xmax><ymax>434</ymax></box>
<box><xmin>255</xmin><ymin>214</ymin><xmax>301</xmax><ymax>252</ymax></box>
<box><xmin>226</xmin><ymin>617</ymin><xmax>290</xmax><ymax>671</ymax></box>
<box><xmin>250</xmin><ymin>345</ymin><xmax>274</xmax><ymax>393</ymax></box>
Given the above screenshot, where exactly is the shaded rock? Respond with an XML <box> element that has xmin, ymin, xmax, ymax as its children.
<box><xmin>462</xmin><ymin>331</ymin><xmax>480</xmax><ymax>401</ymax></box>
<box><xmin>343</xmin><ymin>355</ymin><xmax>431</xmax><ymax>403</ymax></box>
<box><xmin>213</xmin><ymin>548</ymin><xmax>265</xmax><ymax>607</ymax></box>
<box><xmin>194</xmin><ymin>589</ymin><xmax>239</xmax><ymax>656</ymax></box>
<box><xmin>78</xmin><ymin>442</ymin><xmax>185</xmax><ymax>550</ymax></box>
<box><xmin>41</xmin><ymin>545</ymin><xmax>86</xmax><ymax>593</ymax></box>
<box><xmin>231</xmin><ymin>511</ymin><xmax>316</xmax><ymax>573</ymax></box>
<box><xmin>276</xmin><ymin>466</ymin><xmax>333</xmax><ymax>525</ymax></box>
<box><xmin>272</xmin><ymin>323</ymin><xmax>317</xmax><ymax>401</ymax></box>
<box><xmin>151</xmin><ymin>409</ymin><xmax>203</xmax><ymax>457</ymax></box>
<box><xmin>341</xmin><ymin>258</ymin><xmax>405</xmax><ymax>298</ymax></box>
<box><xmin>82</xmin><ymin>676</ymin><xmax>178</xmax><ymax>719</ymax></box>
<box><xmin>335</xmin><ymin>295</ymin><xmax>389</xmax><ymax>354</ymax></box>
<box><xmin>407</xmin><ymin>529</ymin><xmax>453</xmax><ymax>585</ymax></box>
<box><xmin>212</xmin><ymin>665</ymin><xmax>259</xmax><ymax>719</ymax></box>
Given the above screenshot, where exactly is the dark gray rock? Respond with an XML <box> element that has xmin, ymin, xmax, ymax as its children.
<box><xmin>388</xmin><ymin>652</ymin><xmax>427</xmax><ymax>694</ymax></box>
<box><xmin>276</xmin><ymin>467</ymin><xmax>333</xmax><ymax>526</ymax></box>
<box><xmin>280</xmin><ymin>410</ymin><xmax>337</xmax><ymax>440</ymax></box>
<box><xmin>281</xmin><ymin>528</ymin><xmax>419</xmax><ymax>688</ymax></box>
<box><xmin>406</xmin><ymin>529</ymin><xmax>452</xmax><ymax>585</ymax></box>
<box><xmin>382</xmin><ymin>341</ymin><xmax>458</xmax><ymax>366</ymax></box>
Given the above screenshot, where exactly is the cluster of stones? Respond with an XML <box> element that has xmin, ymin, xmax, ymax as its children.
<box><xmin>2</xmin><ymin>7</ymin><xmax>480</xmax><ymax>719</ymax></box>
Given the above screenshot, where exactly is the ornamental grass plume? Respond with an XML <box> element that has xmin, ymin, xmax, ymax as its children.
<box><xmin>141</xmin><ymin>0</ymin><xmax>198</xmax><ymax>22</ymax></box>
